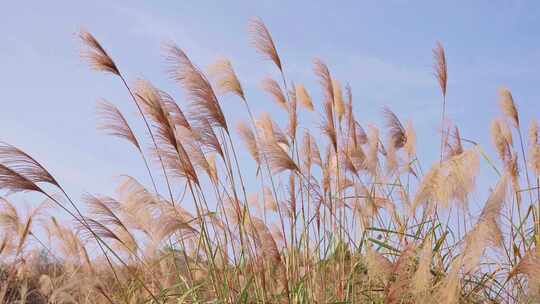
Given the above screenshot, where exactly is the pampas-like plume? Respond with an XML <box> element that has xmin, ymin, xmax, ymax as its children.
<box><xmin>0</xmin><ymin>197</ymin><xmax>21</xmax><ymax>234</ymax></box>
<box><xmin>162</xmin><ymin>92</ymin><xmax>191</xmax><ymax>131</ymax></box>
<box><xmin>437</xmin><ymin>256</ymin><xmax>462</xmax><ymax>304</ymax></box>
<box><xmin>192</xmin><ymin>117</ymin><xmax>224</xmax><ymax>158</ymax></box>
<box><xmin>491</xmin><ymin>118</ymin><xmax>512</xmax><ymax>161</ymax></box>
<box><xmin>0</xmin><ymin>142</ymin><xmax>58</xmax><ymax>187</ymax></box>
<box><xmin>76</xmin><ymin>217</ymin><xmax>122</xmax><ymax>244</ymax></box>
<box><xmin>529</xmin><ymin>121</ymin><xmax>540</xmax><ymax>175</ymax></box>
<box><xmin>530</xmin><ymin>120</ymin><xmax>539</xmax><ymax>145</ymax></box>
<box><xmin>248</xmin><ymin>18</ymin><xmax>282</xmax><ymax>72</ymax></box>
<box><xmin>207</xmin><ymin>58</ymin><xmax>245</xmax><ymax>100</ymax></box>
<box><xmin>175</xmin><ymin>126</ymin><xmax>214</xmax><ymax>182</ymax></box>
<box><xmin>313</xmin><ymin>58</ymin><xmax>334</xmax><ymax>105</ymax></box>
<box><xmin>412</xmin><ymin>236</ymin><xmax>433</xmax><ymax>296</ymax></box>
<box><xmin>261</xmin><ymin>139</ymin><xmax>298</xmax><ymax>174</ymax></box>
<box><xmin>383</xmin><ymin>107</ymin><xmax>407</xmax><ymax>149</ymax></box>
<box><xmin>433</xmin><ymin>41</ymin><xmax>447</xmax><ymax>97</ymax></box>
<box><xmin>257</xmin><ymin>118</ymin><xmax>298</xmax><ymax>174</ymax></box>
<box><xmin>134</xmin><ymin>80</ymin><xmax>199</xmax><ymax>184</ymax></box>
<box><xmin>154</xmin><ymin>204</ymin><xmax>198</xmax><ymax>243</ymax></box>
<box><xmin>237</xmin><ymin>122</ymin><xmax>260</xmax><ymax>165</ymax></box>
<box><xmin>83</xmin><ymin>194</ymin><xmax>138</xmax><ymax>253</ymax></box>
<box><xmin>261</xmin><ymin>77</ymin><xmax>288</xmax><ymax>110</ymax></box>
<box><xmin>15</xmin><ymin>217</ymin><xmax>32</xmax><ymax>256</ymax></box>
<box><xmin>413</xmin><ymin>148</ymin><xmax>479</xmax><ymax>212</ymax></box>
<box><xmin>295</xmin><ymin>84</ymin><xmax>314</xmax><ymax>111</ymax></box>
<box><xmin>302</xmin><ymin>131</ymin><xmax>322</xmax><ymax>170</ymax></box>
<box><xmin>446</xmin><ymin>125</ymin><xmax>464</xmax><ymax>158</ymax></box>
<box><xmin>79</xmin><ymin>30</ymin><xmax>120</xmax><ymax>76</ymax></box>
<box><xmin>355</xmin><ymin>121</ymin><xmax>368</xmax><ymax>145</ymax></box>
<box><xmin>509</xmin><ymin>246</ymin><xmax>540</xmax><ymax>296</ymax></box>
<box><xmin>0</xmin><ymin>164</ymin><xmax>42</xmax><ymax>194</ymax></box>
<box><xmin>322</xmin><ymin>100</ymin><xmax>338</xmax><ymax>152</ymax></box>
<box><xmin>167</xmin><ymin>44</ymin><xmax>228</xmax><ymax>131</ymax></box>
<box><xmin>332</xmin><ymin>78</ymin><xmax>345</xmax><ymax>121</ymax></box>
<box><xmin>441</xmin><ymin>148</ymin><xmax>480</xmax><ymax>207</ymax></box>
<box><xmin>404</xmin><ymin>120</ymin><xmax>416</xmax><ymax>159</ymax></box>
<box><xmin>462</xmin><ymin>174</ymin><xmax>508</xmax><ymax>273</ymax></box>
<box><xmin>256</xmin><ymin>112</ymin><xmax>289</xmax><ymax>147</ymax></box>
<box><xmin>478</xmin><ymin>174</ymin><xmax>509</xmax><ymax>237</ymax></box>
<box><xmin>134</xmin><ymin>80</ymin><xmax>177</xmax><ymax>149</ymax></box>
<box><xmin>412</xmin><ymin>163</ymin><xmax>440</xmax><ymax>215</ymax></box>
<box><xmin>364</xmin><ymin>125</ymin><xmax>380</xmax><ymax>176</ymax></box>
<box><xmin>247</xmin><ymin>217</ymin><xmax>288</xmax><ymax>293</ymax></box>
<box><xmin>0</xmin><ymin>232</ymin><xmax>10</xmax><ymax>255</ymax></box>
<box><xmin>97</xmin><ymin>100</ymin><xmax>141</xmax><ymax>151</ymax></box>
<box><xmin>385</xmin><ymin>139</ymin><xmax>399</xmax><ymax>175</ymax></box>
<box><xmin>0</xmin><ymin>198</ymin><xmax>47</xmax><ymax>255</ymax></box>
<box><xmin>288</xmin><ymin>85</ymin><xmax>298</xmax><ymax>140</ymax></box>
<box><xmin>530</xmin><ymin>146</ymin><xmax>540</xmax><ymax>176</ymax></box>
<box><xmin>46</xmin><ymin>217</ymin><xmax>91</xmax><ymax>269</ymax></box>
<box><xmin>314</xmin><ymin>59</ymin><xmax>338</xmax><ymax>151</ymax></box>
<box><xmin>498</xmin><ymin>87</ymin><xmax>520</xmax><ymax>128</ymax></box>
<box><xmin>365</xmin><ymin>246</ymin><xmax>393</xmax><ymax>281</ymax></box>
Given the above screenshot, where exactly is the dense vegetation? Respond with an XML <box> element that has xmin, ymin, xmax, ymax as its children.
<box><xmin>1</xmin><ymin>18</ymin><xmax>539</xmax><ymax>303</ymax></box>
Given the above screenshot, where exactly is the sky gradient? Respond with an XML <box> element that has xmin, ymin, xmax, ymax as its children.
<box><xmin>1</xmin><ymin>1</ymin><xmax>539</xmax><ymax>212</ymax></box>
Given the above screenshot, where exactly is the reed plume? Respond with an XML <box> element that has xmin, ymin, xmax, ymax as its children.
<box><xmin>261</xmin><ymin>77</ymin><xmax>288</xmax><ymax>110</ymax></box>
<box><xmin>295</xmin><ymin>84</ymin><xmax>314</xmax><ymax>111</ymax></box>
<box><xmin>248</xmin><ymin>18</ymin><xmax>282</xmax><ymax>72</ymax></box>
<box><xmin>79</xmin><ymin>30</ymin><xmax>120</xmax><ymax>76</ymax></box>
<box><xmin>207</xmin><ymin>58</ymin><xmax>245</xmax><ymax>100</ymax></box>
<box><xmin>97</xmin><ymin>100</ymin><xmax>141</xmax><ymax>151</ymax></box>
<box><xmin>167</xmin><ymin>44</ymin><xmax>228</xmax><ymax>131</ymax></box>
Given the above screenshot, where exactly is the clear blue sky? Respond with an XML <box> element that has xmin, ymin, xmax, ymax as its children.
<box><xmin>1</xmin><ymin>1</ymin><xmax>539</xmax><ymax>212</ymax></box>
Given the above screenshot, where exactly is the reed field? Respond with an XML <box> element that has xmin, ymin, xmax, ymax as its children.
<box><xmin>1</xmin><ymin>18</ymin><xmax>540</xmax><ymax>303</ymax></box>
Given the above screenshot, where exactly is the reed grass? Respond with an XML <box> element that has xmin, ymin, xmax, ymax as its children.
<box><xmin>1</xmin><ymin>19</ymin><xmax>540</xmax><ymax>304</ymax></box>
